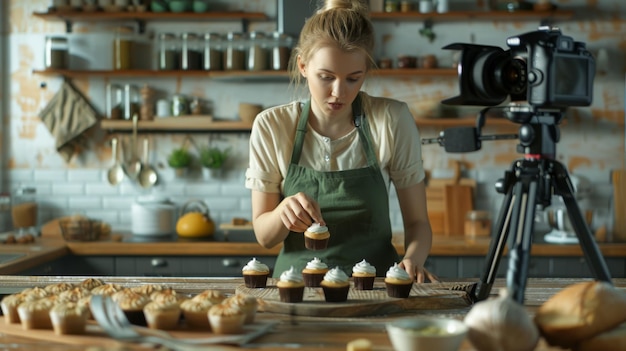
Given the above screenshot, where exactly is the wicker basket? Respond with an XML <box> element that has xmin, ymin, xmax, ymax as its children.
<box><xmin>59</xmin><ymin>217</ymin><xmax>106</xmax><ymax>242</ymax></box>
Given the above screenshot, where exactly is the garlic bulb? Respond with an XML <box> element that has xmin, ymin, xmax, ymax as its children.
<box><xmin>463</xmin><ymin>288</ymin><xmax>539</xmax><ymax>351</ymax></box>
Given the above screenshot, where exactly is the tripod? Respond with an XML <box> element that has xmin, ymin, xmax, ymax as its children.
<box><xmin>474</xmin><ymin>108</ymin><xmax>613</xmax><ymax>303</ymax></box>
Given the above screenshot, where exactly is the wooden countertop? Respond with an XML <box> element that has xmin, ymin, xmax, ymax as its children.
<box><xmin>0</xmin><ymin>276</ymin><xmax>623</xmax><ymax>350</ymax></box>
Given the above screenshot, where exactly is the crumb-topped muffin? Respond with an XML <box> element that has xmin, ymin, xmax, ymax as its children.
<box><xmin>150</xmin><ymin>288</ymin><xmax>185</xmax><ymax>305</ymax></box>
<box><xmin>44</xmin><ymin>282</ymin><xmax>75</xmax><ymax>294</ymax></box>
<box><xmin>180</xmin><ymin>298</ymin><xmax>213</xmax><ymax>329</ymax></box>
<box><xmin>223</xmin><ymin>294</ymin><xmax>258</xmax><ymax>324</ymax></box>
<box><xmin>1</xmin><ymin>293</ymin><xmax>25</xmax><ymax>324</ymax></box>
<box><xmin>321</xmin><ymin>267</ymin><xmax>350</xmax><ymax>302</ymax></box>
<box><xmin>192</xmin><ymin>289</ymin><xmax>226</xmax><ymax>305</ymax></box>
<box><xmin>384</xmin><ymin>263</ymin><xmax>413</xmax><ymax>298</ymax></box>
<box><xmin>17</xmin><ymin>296</ymin><xmax>57</xmax><ymax>330</ymax></box>
<box><xmin>111</xmin><ymin>290</ymin><xmax>150</xmax><ymax>326</ymax></box>
<box><xmin>304</xmin><ymin>223</ymin><xmax>330</xmax><ymax>250</ymax></box>
<box><xmin>49</xmin><ymin>302</ymin><xmax>89</xmax><ymax>335</ymax></box>
<box><xmin>302</xmin><ymin>257</ymin><xmax>329</xmax><ymax>287</ymax></box>
<box><xmin>242</xmin><ymin>257</ymin><xmax>270</xmax><ymax>288</ymax></box>
<box><xmin>208</xmin><ymin>302</ymin><xmax>245</xmax><ymax>334</ymax></box>
<box><xmin>352</xmin><ymin>259</ymin><xmax>376</xmax><ymax>290</ymax></box>
<box><xmin>79</xmin><ymin>277</ymin><xmax>105</xmax><ymax>291</ymax></box>
<box><xmin>131</xmin><ymin>284</ymin><xmax>164</xmax><ymax>296</ymax></box>
<box><xmin>21</xmin><ymin>287</ymin><xmax>49</xmax><ymax>301</ymax></box>
<box><xmin>143</xmin><ymin>300</ymin><xmax>181</xmax><ymax>330</ymax></box>
<box><xmin>276</xmin><ymin>266</ymin><xmax>305</xmax><ymax>303</ymax></box>
<box><xmin>58</xmin><ymin>287</ymin><xmax>91</xmax><ymax>303</ymax></box>
<box><xmin>90</xmin><ymin>283</ymin><xmax>124</xmax><ymax>296</ymax></box>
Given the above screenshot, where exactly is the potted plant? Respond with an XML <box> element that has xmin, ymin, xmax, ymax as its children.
<box><xmin>200</xmin><ymin>146</ymin><xmax>230</xmax><ymax>178</ymax></box>
<box><xmin>167</xmin><ymin>147</ymin><xmax>193</xmax><ymax>177</ymax></box>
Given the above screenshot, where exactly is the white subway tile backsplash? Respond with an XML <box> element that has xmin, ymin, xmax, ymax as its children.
<box><xmin>86</xmin><ymin>183</ymin><xmax>123</xmax><ymax>195</ymax></box>
<box><xmin>33</xmin><ymin>170</ymin><xmax>68</xmax><ymax>182</ymax></box>
<box><xmin>68</xmin><ymin>169</ymin><xmax>103</xmax><ymax>182</ymax></box>
<box><xmin>52</xmin><ymin>184</ymin><xmax>85</xmax><ymax>196</ymax></box>
<box><xmin>68</xmin><ymin>197</ymin><xmax>102</xmax><ymax>209</ymax></box>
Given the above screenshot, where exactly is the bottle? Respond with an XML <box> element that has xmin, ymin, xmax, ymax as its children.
<box><xmin>158</xmin><ymin>33</ymin><xmax>179</xmax><ymax>70</ymax></box>
<box><xmin>246</xmin><ymin>31</ymin><xmax>268</xmax><ymax>71</ymax></box>
<box><xmin>113</xmin><ymin>26</ymin><xmax>133</xmax><ymax>70</ymax></box>
<box><xmin>203</xmin><ymin>32</ymin><xmax>223</xmax><ymax>71</ymax></box>
<box><xmin>223</xmin><ymin>32</ymin><xmax>245</xmax><ymax>71</ymax></box>
<box><xmin>44</xmin><ymin>36</ymin><xmax>69</xmax><ymax>69</ymax></box>
<box><xmin>180</xmin><ymin>32</ymin><xmax>203</xmax><ymax>70</ymax></box>
<box><xmin>269</xmin><ymin>32</ymin><xmax>293</xmax><ymax>71</ymax></box>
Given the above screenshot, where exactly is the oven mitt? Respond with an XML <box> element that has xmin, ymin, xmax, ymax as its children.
<box><xmin>39</xmin><ymin>80</ymin><xmax>98</xmax><ymax>162</ymax></box>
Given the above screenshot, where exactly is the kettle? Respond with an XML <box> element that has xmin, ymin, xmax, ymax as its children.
<box><xmin>176</xmin><ymin>200</ymin><xmax>215</xmax><ymax>238</ymax></box>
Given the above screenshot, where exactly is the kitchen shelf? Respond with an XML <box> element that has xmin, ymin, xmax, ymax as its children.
<box><xmin>100</xmin><ymin>116</ymin><xmax>252</xmax><ymax>133</ymax></box>
<box><xmin>33</xmin><ymin>68</ymin><xmax>457</xmax><ymax>79</ymax></box>
<box><xmin>369</xmin><ymin>10</ymin><xmax>575</xmax><ymax>21</ymax></box>
<box><xmin>32</xmin><ymin>10</ymin><xmax>269</xmax><ymax>32</ymax></box>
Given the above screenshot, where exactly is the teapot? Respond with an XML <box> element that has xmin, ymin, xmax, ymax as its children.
<box><xmin>176</xmin><ymin>200</ymin><xmax>215</xmax><ymax>238</ymax></box>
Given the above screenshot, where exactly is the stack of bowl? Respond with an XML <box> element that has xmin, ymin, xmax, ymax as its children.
<box><xmin>131</xmin><ymin>196</ymin><xmax>176</xmax><ymax>237</ymax></box>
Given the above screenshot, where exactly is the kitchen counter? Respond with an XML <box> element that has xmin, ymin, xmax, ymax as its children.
<box><xmin>0</xmin><ymin>276</ymin><xmax>624</xmax><ymax>350</ymax></box>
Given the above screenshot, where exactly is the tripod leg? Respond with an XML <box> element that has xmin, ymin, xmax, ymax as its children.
<box><xmin>552</xmin><ymin>162</ymin><xmax>612</xmax><ymax>282</ymax></box>
<box><xmin>475</xmin><ymin>177</ymin><xmax>515</xmax><ymax>301</ymax></box>
<box><xmin>506</xmin><ymin>177</ymin><xmax>538</xmax><ymax>304</ymax></box>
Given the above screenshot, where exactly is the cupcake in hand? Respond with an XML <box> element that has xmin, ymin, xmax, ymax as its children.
<box><xmin>276</xmin><ymin>266</ymin><xmax>305</xmax><ymax>303</ymax></box>
<box><xmin>352</xmin><ymin>259</ymin><xmax>376</xmax><ymax>290</ymax></box>
<box><xmin>320</xmin><ymin>267</ymin><xmax>350</xmax><ymax>302</ymax></box>
<box><xmin>242</xmin><ymin>258</ymin><xmax>270</xmax><ymax>288</ymax></box>
<box><xmin>302</xmin><ymin>257</ymin><xmax>329</xmax><ymax>287</ymax></box>
<box><xmin>304</xmin><ymin>223</ymin><xmax>330</xmax><ymax>250</ymax></box>
<box><xmin>384</xmin><ymin>263</ymin><xmax>413</xmax><ymax>298</ymax></box>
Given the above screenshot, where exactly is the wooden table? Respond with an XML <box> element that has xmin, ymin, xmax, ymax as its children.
<box><xmin>1</xmin><ymin>276</ymin><xmax>621</xmax><ymax>350</ymax></box>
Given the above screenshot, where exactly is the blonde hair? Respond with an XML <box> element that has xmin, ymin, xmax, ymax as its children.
<box><xmin>288</xmin><ymin>0</ymin><xmax>375</xmax><ymax>88</ymax></box>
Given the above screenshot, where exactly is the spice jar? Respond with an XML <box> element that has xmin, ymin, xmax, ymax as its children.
<box><xmin>223</xmin><ymin>31</ymin><xmax>245</xmax><ymax>71</ymax></box>
<box><xmin>269</xmin><ymin>32</ymin><xmax>293</xmax><ymax>71</ymax></box>
<box><xmin>180</xmin><ymin>32</ymin><xmax>203</xmax><ymax>70</ymax></box>
<box><xmin>113</xmin><ymin>26</ymin><xmax>133</xmax><ymax>70</ymax></box>
<box><xmin>246</xmin><ymin>31</ymin><xmax>268</xmax><ymax>71</ymax></box>
<box><xmin>158</xmin><ymin>33</ymin><xmax>179</xmax><ymax>70</ymax></box>
<box><xmin>203</xmin><ymin>32</ymin><xmax>223</xmax><ymax>71</ymax></box>
<box><xmin>44</xmin><ymin>36</ymin><xmax>69</xmax><ymax>69</ymax></box>
<box><xmin>465</xmin><ymin>210</ymin><xmax>492</xmax><ymax>240</ymax></box>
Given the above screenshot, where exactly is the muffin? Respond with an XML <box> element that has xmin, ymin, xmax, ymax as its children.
<box><xmin>90</xmin><ymin>283</ymin><xmax>124</xmax><ymax>296</ymax></box>
<box><xmin>150</xmin><ymin>288</ymin><xmax>185</xmax><ymax>305</ymax></box>
<box><xmin>320</xmin><ymin>267</ymin><xmax>350</xmax><ymax>302</ymax></box>
<box><xmin>131</xmin><ymin>284</ymin><xmax>164</xmax><ymax>296</ymax></box>
<box><xmin>143</xmin><ymin>300</ymin><xmax>181</xmax><ymax>330</ymax></box>
<box><xmin>208</xmin><ymin>302</ymin><xmax>245</xmax><ymax>334</ymax></box>
<box><xmin>21</xmin><ymin>287</ymin><xmax>49</xmax><ymax>301</ymax></box>
<box><xmin>111</xmin><ymin>290</ymin><xmax>150</xmax><ymax>326</ymax></box>
<box><xmin>352</xmin><ymin>259</ymin><xmax>376</xmax><ymax>290</ymax></box>
<box><xmin>44</xmin><ymin>282</ymin><xmax>75</xmax><ymax>294</ymax></box>
<box><xmin>79</xmin><ymin>277</ymin><xmax>106</xmax><ymax>291</ymax></box>
<box><xmin>276</xmin><ymin>266</ymin><xmax>305</xmax><ymax>303</ymax></box>
<box><xmin>180</xmin><ymin>298</ymin><xmax>213</xmax><ymax>329</ymax></box>
<box><xmin>384</xmin><ymin>263</ymin><xmax>413</xmax><ymax>298</ymax></box>
<box><xmin>49</xmin><ymin>302</ymin><xmax>89</xmax><ymax>335</ymax></box>
<box><xmin>58</xmin><ymin>287</ymin><xmax>91</xmax><ymax>303</ymax></box>
<box><xmin>304</xmin><ymin>223</ymin><xmax>330</xmax><ymax>250</ymax></box>
<box><xmin>1</xmin><ymin>293</ymin><xmax>25</xmax><ymax>324</ymax></box>
<box><xmin>192</xmin><ymin>289</ymin><xmax>226</xmax><ymax>305</ymax></box>
<box><xmin>242</xmin><ymin>257</ymin><xmax>270</xmax><ymax>288</ymax></box>
<box><xmin>302</xmin><ymin>257</ymin><xmax>329</xmax><ymax>287</ymax></box>
<box><xmin>17</xmin><ymin>296</ymin><xmax>57</xmax><ymax>330</ymax></box>
<box><xmin>223</xmin><ymin>294</ymin><xmax>258</xmax><ymax>324</ymax></box>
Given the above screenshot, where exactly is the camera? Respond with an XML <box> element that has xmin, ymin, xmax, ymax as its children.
<box><xmin>442</xmin><ymin>27</ymin><xmax>595</xmax><ymax>110</ymax></box>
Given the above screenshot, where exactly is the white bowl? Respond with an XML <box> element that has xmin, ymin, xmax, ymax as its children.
<box><xmin>386</xmin><ymin>317</ymin><xmax>468</xmax><ymax>351</ymax></box>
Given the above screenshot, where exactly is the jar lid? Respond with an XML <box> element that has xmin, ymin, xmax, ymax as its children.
<box><xmin>226</xmin><ymin>32</ymin><xmax>243</xmax><ymax>40</ymax></box>
<box><xmin>248</xmin><ymin>31</ymin><xmax>266</xmax><ymax>39</ymax></box>
<box><xmin>204</xmin><ymin>32</ymin><xmax>221</xmax><ymax>40</ymax></box>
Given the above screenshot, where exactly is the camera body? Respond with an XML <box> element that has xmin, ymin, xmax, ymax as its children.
<box><xmin>443</xmin><ymin>27</ymin><xmax>595</xmax><ymax>110</ymax></box>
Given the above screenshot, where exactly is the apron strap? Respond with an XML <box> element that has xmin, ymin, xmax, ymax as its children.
<box><xmin>290</xmin><ymin>100</ymin><xmax>311</xmax><ymax>165</ymax></box>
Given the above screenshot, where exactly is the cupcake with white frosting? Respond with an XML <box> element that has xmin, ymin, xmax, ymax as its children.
<box><xmin>352</xmin><ymin>259</ymin><xmax>377</xmax><ymax>290</ymax></box>
<box><xmin>384</xmin><ymin>263</ymin><xmax>413</xmax><ymax>298</ymax></box>
<box><xmin>302</xmin><ymin>257</ymin><xmax>329</xmax><ymax>287</ymax></box>
<box><xmin>304</xmin><ymin>223</ymin><xmax>330</xmax><ymax>250</ymax></box>
<box><xmin>320</xmin><ymin>267</ymin><xmax>350</xmax><ymax>302</ymax></box>
<box><xmin>242</xmin><ymin>257</ymin><xmax>270</xmax><ymax>288</ymax></box>
<box><xmin>276</xmin><ymin>266</ymin><xmax>305</xmax><ymax>303</ymax></box>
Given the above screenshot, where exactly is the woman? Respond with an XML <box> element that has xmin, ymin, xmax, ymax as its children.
<box><xmin>245</xmin><ymin>0</ymin><xmax>434</xmax><ymax>282</ymax></box>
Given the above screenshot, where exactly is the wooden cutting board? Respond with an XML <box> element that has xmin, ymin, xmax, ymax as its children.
<box><xmin>237</xmin><ymin>281</ymin><xmax>475</xmax><ymax>317</ymax></box>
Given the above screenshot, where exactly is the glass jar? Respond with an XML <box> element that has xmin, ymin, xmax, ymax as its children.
<box><xmin>11</xmin><ymin>187</ymin><xmax>38</xmax><ymax>237</ymax></box>
<box><xmin>203</xmin><ymin>32</ymin><xmax>223</xmax><ymax>71</ymax></box>
<box><xmin>171</xmin><ymin>94</ymin><xmax>189</xmax><ymax>116</ymax></box>
<box><xmin>44</xmin><ymin>36</ymin><xmax>69</xmax><ymax>69</ymax></box>
<box><xmin>113</xmin><ymin>26</ymin><xmax>133</xmax><ymax>70</ymax></box>
<box><xmin>0</xmin><ymin>192</ymin><xmax>11</xmax><ymax>232</ymax></box>
<box><xmin>269</xmin><ymin>32</ymin><xmax>293</xmax><ymax>71</ymax></box>
<box><xmin>246</xmin><ymin>31</ymin><xmax>268</xmax><ymax>71</ymax></box>
<box><xmin>223</xmin><ymin>31</ymin><xmax>245</xmax><ymax>71</ymax></box>
<box><xmin>180</xmin><ymin>32</ymin><xmax>203</xmax><ymax>70</ymax></box>
<box><xmin>464</xmin><ymin>210</ymin><xmax>492</xmax><ymax>240</ymax></box>
<box><xmin>158</xmin><ymin>33</ymin><xmax>179</xmax><ymax>70</ymax></box>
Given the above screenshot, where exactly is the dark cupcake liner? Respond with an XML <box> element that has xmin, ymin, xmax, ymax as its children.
<box><xmin>304</xmin><ymin>237</ymin><xmax>329</xmax><ymax>250</ymax></box>
<box><xmin>243</xmin><ymin>274</ymin><xmax>269</xmax><ymax>288</ymax></box>
<box><xmin>353</xmin><ymin>276</ymin><xmax>375</xmax><ymax>290</ymax></box>
<box><xmin>322</xmin><ymin>285</ymin><xmax>350</xmax><ymax>302</ymax></box>
<box><xmin>385</xmin><ymin>282</ymin><xmax>413</xmax><ymax>298</ymax></box>
<box><xmin>302</xmin><ymin>272</ymin><xmax>325</xmax><ymax>287</ymax></box>
<box><xmin>278</xmin><ymin>286</ymin><xmax>304</xmax><ymax>303</ymax></box>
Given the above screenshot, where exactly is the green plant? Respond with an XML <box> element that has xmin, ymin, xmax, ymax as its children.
<box><xmin>167</xmin><ymin>147</ymin><xmax>193</xmax><ymax>168</ymax></box>
<box><xmin>200</xmin><ymin>147</ymin><xmax>230</xmax><ymax>169</ymax></box>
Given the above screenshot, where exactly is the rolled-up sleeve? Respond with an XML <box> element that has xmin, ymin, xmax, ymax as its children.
<box><xmin>387</xmin><ymin>102</ymin><xmax>426</xmax><ymax>189</ymax></box>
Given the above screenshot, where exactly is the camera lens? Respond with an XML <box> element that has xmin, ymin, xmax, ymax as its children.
<box><xmin>494</xmin><ymin>57</ymin><xmax>527</xmax><ymax>97</ymax></box>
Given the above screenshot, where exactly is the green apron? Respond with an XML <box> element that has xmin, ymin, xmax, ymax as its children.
<box><xmin>273</xmin><ymin>94</ymin><xmax>400</xmax><ymax>278</ymax></box>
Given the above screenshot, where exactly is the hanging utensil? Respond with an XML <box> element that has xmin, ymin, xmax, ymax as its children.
<box><xmin>138</xmin><ymin>137</ymin><xmax>158</xmax><ymax>189</ymax></box>
<box><xmin>107</xmin><ymin>137</ymin><xmax>125</xmax><ymax>186</ymax></box>
<box><xmin>124</xmin><ymin>113</ymin><xmax>142</xmax><ymax>180</ymax></box>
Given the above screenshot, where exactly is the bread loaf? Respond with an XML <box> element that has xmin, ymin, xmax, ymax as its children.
<box><xmin>575</xmin><ymin>322</ymin><xmax>626</xmax><ymax>351</ymax></box>
<box><xmin>534</xmin><ymin>281</ymin><xmax>626</xmax><ymax>348</ymax></box>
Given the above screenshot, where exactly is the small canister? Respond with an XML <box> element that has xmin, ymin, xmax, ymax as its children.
<box><xmin>180</xmin><ymin>32</ymin><xmax>203</xmax><ymax>70</ymax></box>
<box><xmin>269</xmin><ymin>32</ymin><xmax>293</xmax><ymax>71</ymax></box>
<box><xmin>44</xmin><ymin>36</ymin><xmax>69</xmax><ymax>69</ymax></box>
<box><xmin>246</xmin><ymin>31</ymin><xmax>268</xmax><ymax>71</ymax></box>
<box><xmin>158</xmin><ymin>33</ymin><xmax>179</xmax><ymax>70</ymax></box>
<box><xmin>464</xmin><ymin>210</ymin><xmax>492</xmax><ymax>240</ymax></box>
<box><xmin>203</xmin><ymin>32</ymin><xmax>223</xmax><ymax>71</ymax></box>
<box><xmin>223</xmin><ymin>31</ymin><xmax>245</xmax><ymax>71</ymax></box>
<box><xmin>171</xmin><ymin>94</ymin><xmax>189</xmax><ymax>116</ymax></box>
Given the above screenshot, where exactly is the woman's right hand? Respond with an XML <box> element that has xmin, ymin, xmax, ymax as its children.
<box><xmin>278</xmin><ymin>192</ymin><xmax>325</xmax><ymax>233</ymax></box>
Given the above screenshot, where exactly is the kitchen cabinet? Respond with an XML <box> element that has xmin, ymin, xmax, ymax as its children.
<box><xmin>115</xmin><ymin>256</ymin><xmax>277</xmax><ymax>277</ymax></box>
<box><xmin>18</xmin><ymin>256</ymin><xmax>116</xmax><ymax>276</ymax></box>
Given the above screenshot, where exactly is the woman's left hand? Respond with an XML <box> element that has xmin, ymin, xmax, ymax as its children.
<box><xmin>400</xmin><ymin>258</ymin><xmax>440</xmax><ymax>283</ymax></box>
